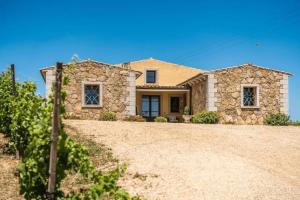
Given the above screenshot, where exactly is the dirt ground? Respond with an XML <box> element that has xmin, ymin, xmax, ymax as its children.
<box><xmin>65</xmin><ymin>120</ymin><xmax>300</xmax><ymax>200</ymax></box>
<box><xmin>0</xmin><ymin>134</ymin><xmax>22</xmax><ymax>200</ymax></box>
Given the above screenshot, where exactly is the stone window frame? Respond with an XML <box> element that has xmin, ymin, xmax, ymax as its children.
<box><xmin>81</xmin><ymin>81</ymin><xmax>103</xmax><ymax>108</ymax></box>
<box><xmin>241</xmin><ymin>84</ymin><xmax>260</xmax><ymax>109</ymax></box>
<box><xmin>144</xmin><ymin>68</ymin><xmax>159</xmax><ymax>84</ymax></box>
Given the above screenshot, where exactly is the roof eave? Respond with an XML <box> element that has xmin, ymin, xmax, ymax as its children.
<box><xmin>136</xmin><ymin>85</ymin><xmax>188</xmax><ymax>89</ymax></box>
<box><xmin>176</xmin><ymin>72</ymin><xmax>206</xmax><ymax>86</ymax></box>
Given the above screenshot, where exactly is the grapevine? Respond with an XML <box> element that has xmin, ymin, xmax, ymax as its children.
<box><xmin>0</xmin><ymin>65</ymin><xmax>138</xmax><ymax>200</ymax></box>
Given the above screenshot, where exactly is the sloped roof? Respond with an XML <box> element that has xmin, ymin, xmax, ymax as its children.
<box><xmin>210</xmin><ymin>63</ymin><xmax>292</xmax><ymax>76</ymax></box>
<box><xmin>116</xmin><ymin>57</ymin><xmax>207</xmax><ymax>73</ymax></box>
<box><xmin>178</xmin><ymin>63</ymin><xmax>292</xmax><ymax>86</ymax></box>
<box><xmin>177</xmin><ymin>72</ymin><xmax>206</xmax><ymax>86</ymax></box>
<box><xmin>40</xmin><ymin>59</ymin><xmax>142</xmax><ymax>81</ymax></box>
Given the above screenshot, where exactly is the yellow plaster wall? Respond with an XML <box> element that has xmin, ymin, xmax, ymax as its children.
<box><xmin>120</xmin><ymin>58</ymin><xmax>204</xmax><ymax>86</ymax></box>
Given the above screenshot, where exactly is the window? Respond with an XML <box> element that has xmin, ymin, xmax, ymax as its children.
<box><xmin>241</xmin><ymin>84</ymin><xmax>259</xmax><ymax>108</ymax></box>
<box><xmin>141</xmin><ymin>95</ymin><xmax>160</xmax><ymax>118</ymax></box>
<box><xmin>170</xmin><ymin>97</ymin><xmax>180</xmax><ymax>113</ymax></box>
<box><xmin>146</xmin><ymin>70</ymin><xmax>156</xmax><ymax>83</ymax></box>
<box><xmin>82</xmin><ymin>82</ymin><xmax>103</xmax><ymax>107</ymax></box>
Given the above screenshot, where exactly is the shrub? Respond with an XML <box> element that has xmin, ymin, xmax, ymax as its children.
<box><xmin>183</xmin><ymin>106</ymin><xmax>190</xmax><ymax>115</ymax></box>
<box><xmin>154</xmin><ymin>116</ymin><xmax>168</xmax><ymax>123</ymax></box>
<box><xmin>264</xmin><ymin>113</ymin><xmax>290</xmax><ymax>126</ymax></box>
<box><xmin>289</xmin><ymin>121</ymin><xmax>300</xmax><ymax>126</ymax></box>
<box><xmin>192</xmin><ymin>111</ymin><xmax>218</xmax><ymax>124</ymax></box>
<box><xmin>99</xmin><ymin>112</ymin><xmax>117</xmax><ymax>121</ymax></box>
<box><xmin>0</xmin><ymin>70</ymin><xmax>14</xmax><ymax>135</ymax></box>
<box><xmin>124</xmin><ymin>115</ymin><xmax>146</xmax><ymax>122</ymax></box>
<box><xmin>9</xmin><ymin>82</ymin><xmax>45</xmax><ymax>153</ymax></box>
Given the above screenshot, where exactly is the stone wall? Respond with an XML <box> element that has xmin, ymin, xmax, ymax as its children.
<box><xmin>191</xmin><ymin>79</ymin><xmax>207</xmax><ymax>114</ymax></box>
<box><xmin>47</xmin><ymin>61</ymin><xmax>135</xmax><ymax>120</ymax></box>
<box><xmin>213</xmin><ymin>64</ymin><xmax>288</xmax><ymax>124</ymax></box>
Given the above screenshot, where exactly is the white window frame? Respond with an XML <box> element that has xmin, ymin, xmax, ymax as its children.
<box><xmin>81</xmin><ymin>81</ymin><xmax>103</xmax><ymax>108</ymax></box>
<box><xmin>241</xmin><ymin>84</ymin><xmax>260</xmax><ymax>108</ymax></box>
<box><xmin>144</xmin><ymin>68</ymin><xmax>159</xmax><ymax>84</ymax></box>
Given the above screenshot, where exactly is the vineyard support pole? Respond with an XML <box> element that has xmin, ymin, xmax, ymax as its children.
<box><xmin>10</xmin><ymin>64</ymin><xmax>17</xmax><ymax>96</ymax></box>
<box><xmin>10</xmin><ymin>64</ymin><xmax>20</xmax><ymax>159</ymax></box>
<box><xmin>47</xmin><ymin>62</ymin><xmax>63</xmax><ymax>200</ymax></box>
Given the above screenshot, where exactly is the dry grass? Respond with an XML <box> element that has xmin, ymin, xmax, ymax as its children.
<box><xmin>65</xmin><ymin>120</ymin><xmax>300</xmax><ymax>200</ymax></box>
<box><xmin>0</xmin><ymin>134</ymin><xmax>23</xmax><ymax>200</ymax></box>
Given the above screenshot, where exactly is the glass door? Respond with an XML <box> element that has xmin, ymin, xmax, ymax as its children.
<box><xmin>141</xmin><ymin>95</ymin><xmax>160</xmax><ymax>119</ymax></box>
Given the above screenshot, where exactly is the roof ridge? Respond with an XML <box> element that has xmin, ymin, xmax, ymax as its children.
<box><xmin>177</xmin><ymin>63</ymin><xmax>292</xmax><ymax>86</ymax></box>
<box><xmin>210</xmin><ymin>63</ymin><xmax>292</xmax><ymax>76</ymax></box>
<box><xmin>116</xmin><ymin>57</ymin><xmax>206</xmax><ymax>72</ymax></box>
<box><xmin>39</xmin><ymin>59</ymin><xmax>142</xmax><ymax>81</ymax></box>
<box><xmin>39</xmin><ymin>59</ymin><xmax>111</xmax><ymax>70</ymax></box>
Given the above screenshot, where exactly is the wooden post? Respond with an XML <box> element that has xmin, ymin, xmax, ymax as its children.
<box><xmin>10</xmin><ymin>64</ymin><xmax>20</xmax><ymax>159</ymax></box>
<box><xmin>47</xmin><ymin>62</ymin><xmax>63</xmax><ymax>200</ymax></box>
<box><xmin>10</xmin><ymin>64</ymin><xmax>17</xmax><ymax>96</ymax></box>
<box><xmin>188</xmin><ymin>84</ymin><xmax>192</xmax><ymax>115</ymax></box>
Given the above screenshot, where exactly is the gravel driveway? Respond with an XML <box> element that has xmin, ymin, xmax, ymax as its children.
<box><xmin>65</xmin><ymin>120</ymin><xmax>300</xmax><ymax>200</ymax></box>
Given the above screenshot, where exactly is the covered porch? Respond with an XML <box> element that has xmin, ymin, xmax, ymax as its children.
<box><xmin>136</xmin><ymin>86</ymin><xmax>191</xmax><ymax>121</ymax></box>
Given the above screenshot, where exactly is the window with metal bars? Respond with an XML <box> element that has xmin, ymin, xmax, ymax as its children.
<box><xmin>84</xmin><ymin>85</ymin><xmax>100</xmax><ymax>105</ymax></box>
<box><xmin>242</xmin><ymin>85</ymin><xmax>259</xmax><ymax>107</ymax></box>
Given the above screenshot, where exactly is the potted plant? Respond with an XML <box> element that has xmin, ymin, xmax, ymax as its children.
<box><xmin>182</xmin><ymin>106</ymin><xmax>192</xmax><ymax>123</ymax></box>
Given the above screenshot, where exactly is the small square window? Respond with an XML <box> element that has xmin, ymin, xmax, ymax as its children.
<box><xmin>241</xmin><ymin>85</ymin><xmax>259</xmax><ymax>108</ymax></box>
<box><xmin>82</xmin><ymin>82</ymin><xmax>103</xmax><ymax>107</ymax></box>
<box><xmin>146</xmin><ymin>70</ymin><xmax>156</xmax><ymax>83</ymax></box>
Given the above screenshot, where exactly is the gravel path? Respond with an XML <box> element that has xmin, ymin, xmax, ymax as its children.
<box><xmin>65</xmin><ymin>120</ymin><xmax>300</xmax><ymax>200</ymax></box>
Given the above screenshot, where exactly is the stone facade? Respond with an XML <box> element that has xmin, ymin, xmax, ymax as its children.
<box><xmin>213</xmin><ymin>64</ymin><xmax>288</xmax><ymax>124</ymax></box>
<box><xmin>41</xmin><ymin>59</ymin><xmax>291</xmax><ymax>124</ymax></box>
<box><xmin>46</xmin><ymin>61</ymin><xmax>136</xmax><ymax>120</ymax></box>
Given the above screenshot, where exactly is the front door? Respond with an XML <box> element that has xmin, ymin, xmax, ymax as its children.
<box><xmin>141</xmin><ymin>95</ymin><xmax>160</xmax><ymax>120</ymax></box>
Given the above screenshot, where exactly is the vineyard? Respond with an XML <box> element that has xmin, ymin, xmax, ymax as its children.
<box><xmin>0</xmin><ymin>64</ymin><xmax>139</xmax><ymax>200</ymax></box>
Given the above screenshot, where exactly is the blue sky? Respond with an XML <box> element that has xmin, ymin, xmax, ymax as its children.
<box><xmin>0</xmin><ymin>0</ymin><xmax>299</xmax><ymax>120</ymax></box>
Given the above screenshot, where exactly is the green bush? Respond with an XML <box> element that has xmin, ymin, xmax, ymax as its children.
<box><xmin>154</xmin><ymin>116</ymin><xmax>168</xmax><ymax>123</ymax></box>
<box><xmin>192</xmin><ymin>111</ymin><xmax>219</xmax><ymax>124</ymax></box>
<box><xmin>183</xmin><ymin>106</ymin><xmax>190</xmax><ymax>115</ymax></box>
<box><xmin>99</xmin><ymin>112</ymin><xmax>117</xmax><ymax>121</ymax></box>
<box><xmin>0</xmin><ymin>70</ymin><xmax>14</xmax><ymax>135</ymax></box>
<box><xmin>289</xmin><ymin>121</ymin><xmax>300</xmax><ymax>126</ymax></box>
<box><xmin>9</xmin><ymin>82</ymin><xmax>45</xmax><ymax>154</ymax></box>
<box><xmin>264</xmin><ymin>113</ymin><xmax>290</xmax><ymax>126</ymax></box>
<box><xmin>124</xmin><ymin>115</ymin><xmax>146</xmax><ymax>122</ymax></box>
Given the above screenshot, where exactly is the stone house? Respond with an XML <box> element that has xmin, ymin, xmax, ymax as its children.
<box><xmin>40</xmin><ymin>58</ymin><xmax>292</xmax><ymax>124</ymax></box>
